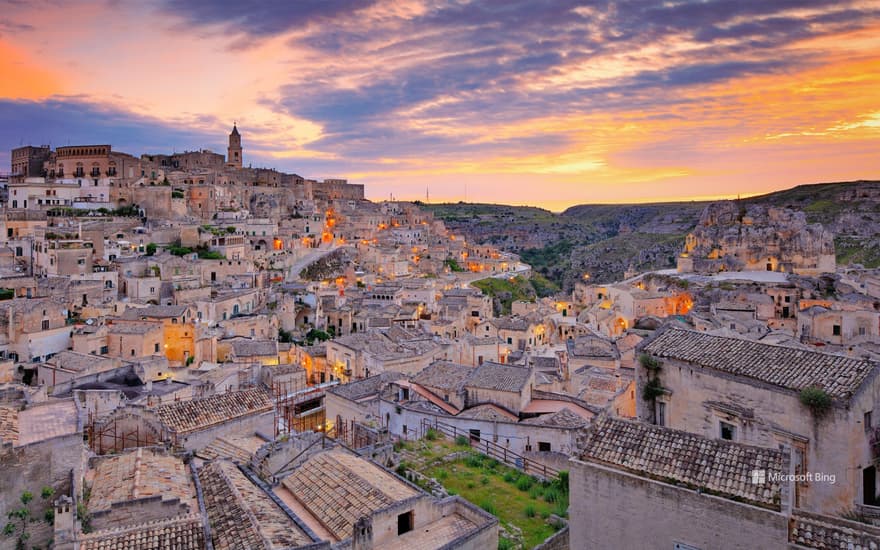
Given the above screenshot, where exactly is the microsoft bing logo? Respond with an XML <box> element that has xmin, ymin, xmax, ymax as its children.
<box><xmin>751</xmin><ymin>469</ymin><xmax>766</xmax><ymax>485</ymax></box>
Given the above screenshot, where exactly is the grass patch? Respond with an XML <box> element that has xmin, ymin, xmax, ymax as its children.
<box><xmin>471</xmin><ymin>275</ymin><xmax>537</xmax><ymax>314</ymax></box>
<box><xmin>418</xmin><ymin>447</ymin><xmax>565</xmax><ymax>548</ymax></box>
<box><xmin>516</xmin><ymin>476</ymin><xmax>533</xmax><ymax>492</ymax></box>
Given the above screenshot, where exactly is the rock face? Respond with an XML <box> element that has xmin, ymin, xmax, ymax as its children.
<box><xmin>678</xmin><ymin>202</ymin><xmax>836</xmax><ymax>275</ymax></box>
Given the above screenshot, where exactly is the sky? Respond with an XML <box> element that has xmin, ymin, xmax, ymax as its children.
<box><xmin>1</xmin><ymin>0</ymin><xmax>879</xmax><ymax>211</ymax></box>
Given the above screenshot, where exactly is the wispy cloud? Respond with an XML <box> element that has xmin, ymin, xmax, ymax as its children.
<box><xmin>1</xmin><ymin>0</ymin><xmax>878</xmax><ymax>206</ymax></box>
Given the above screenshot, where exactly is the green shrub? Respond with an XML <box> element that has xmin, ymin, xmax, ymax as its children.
<box><xmin>638</xmin><ymin>353</ymin><xmax>661</xmax><ymax>370</ymax></box>
<box><xmin>553</xmin><ymin>501</ymin><xmax>568</xmax><ymax>518</ymax></box>
<box><xmin>642</xmin><ymin>377</ymin><xmax>665</xmax><ymax>401</ymax></box>
<box><xmin>503</xmin><ymin>472</ymin><xmax>518</xmax><ymax>484</ymax></box>
<box><xmin>800</xmin><ymin>386</ymin><xmax>833</xmax><ymax>417</ymax></box>
<box><xmin>480</xmin><ymin>476</ymin><xmax>490</xmax><ymax>486</ymax></box>
<box><xmin>528</xmin><ymin>486</ymin><xmax>542</xmax><ymax>499</ymax></box>
<box><xmin>466</xmin><ymin>481</ymin><xmax>476</xmax><ymax>489</ymax></box>
<box><xmin>543</xmin><ymin>487</ymin><xmax>561</xmax><ymax>503</ymax></box>
<box><xmin>436</xmin><ymin>469</ymin><xmax>449</xmax><ymax>480</ymax></box>
<box><xmin>480</xmin><ymin>500</ymin><xmax>496</xmax><ymax>515</ymax></box>
<box><xmin>425</xmin><ymin>428</ymin><xmax>439</xmax><ymax>441</ymax></box>
<box><xmin>498</xmin><ymin>537</ymin><xmax>514</xmax><ymax>550</ymax></box>
<box><xmin>516</xmin><ymin>476</ymin><xmax>533</xmax><ymax>492</ymax></box>
<box><xmin>465</xmin><ymin>453</ymin><xmax>484</xmax><ymax>468</ymax></box>
<box><xmin>455</xmin><ymin>435</ymin><xmax>470</xmax><ymax>447</ymax></box>
<box><xmin>524</xmin><ymin>504</ymin><xmax>536</xmax><ymax>518</ymax></box>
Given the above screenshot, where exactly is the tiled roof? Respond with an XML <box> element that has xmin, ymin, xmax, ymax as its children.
<box><xmin>16</xmin><ymin>400</ymin><xmax>79</xmax><ymax>445</ymax></box>
<box><xmin>578</xmin><ymin>416</ymin><xmax>785</xmax><ymax>508</ymax></box>
<box><xmin>121</xmin><ymin>305</ymin><xmax>189</xmax><ymax>319</ymax></box>
<box><xmin>107</xmin><ymin>321</ymin><xmax>162</xmax><ymax>335</ymax></box>
<box><xmin>456</xmin><ymin>403</ymin><xmax>518</xmax><ymax>421</ymax></box>
<box><xmin>0</xmin><ymin>406</ymin><xmax>19</xmax><ymax>444</ymax></box>
<box><xmin>520</xmin><ymin>408</ymin><xmax>588</xmax><ymax>428</ymax></box>
<box><xmin>79</xmin><ymin>514</ymin><xmax>205</xmax><ymax>550</ymax></box>
<box><xmin>410</xmin><ymin>361</ymin><xmax>473</xmax><ymax>393</ymax></box>
<box><xmin>88</xmin><ymin>448</ymin><xmax>196</xmax><ymax>516</ymax></box>
<box><xmin>789</xmin><ymin>511</ymin><xmax>880</xmax><ymax>548</ymax></box>
<box><xmin>46</xmin><ymin>351</ymin><xmax>116</xmax><ymax>374</ymax></box>
<box><xmin>328</xmin><ymin>372</ymin><xmax>406</xmax><ymax>401</ymax></box>
<box><xmin>491</xmin><ymin>317</ymin><xmax>531</xmax><ymax>331</ymax></box>
<box><xmin>229</xmin><ymin>338</ymin><xmax>278</xmax><ymax>357</ymax></box>
<box><xmin>155</xmin><ymin>388</ymin><xmax>272</xmax><ymax>435</ymax></box>
<box><xmin>467</xmin><ymin>362</ymin><xmax>531</xmax><ymax>392</ymax></box>
<box><xmin>281</xmin><ymin>449</ymin><xmax>418</xmax><ymax>540</ymax></box>
<box><xmin>643</xmin><ymin>328</ymin><xmax>878</xmax><ymax>400</ymax></box>
<box><xmin>198</xmin><ymin>460</ymin><xmax>313</xmax><ymax>550</ymax></box>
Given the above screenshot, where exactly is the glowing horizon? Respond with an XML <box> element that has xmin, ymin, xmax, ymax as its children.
<box><xmin>1</xmin><ymin>0</ymin><xmax>878</xmax><ymax>210</ymax></box>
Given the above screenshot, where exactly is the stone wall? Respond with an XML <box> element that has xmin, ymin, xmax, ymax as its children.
<box><xmin>90</xmin><ymin>495</ymin><xmax>192</xmax><ymax>532</ymax></box>
<box><xmin>0</xmin><ymin>434</ymin><xmax>84</xmax><ymax>550</ymax></box>
<box><xmin>569</xmin><ymin>458</ymin><xmax>788</xmax><ymax>550</ymax></box>
<box><xmin>534</xmin><ymin>525</ymin><xmax>569</xmax><ymax>550</ymax></box>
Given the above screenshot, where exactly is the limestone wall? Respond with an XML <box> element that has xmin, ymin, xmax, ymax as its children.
<box><xmin>569</xmin><ymin>458</ymin><xmax>788</xmax><ymax>549</ymax></box>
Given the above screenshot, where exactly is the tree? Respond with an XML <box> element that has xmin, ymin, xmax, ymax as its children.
<box><xmin>145</xmin><ymin>243</ymin><xmax>157</xmax><ymax>256</ymax></box>
<box><xmin>4</xmin><ymin>487</ymin><xmax>54</xmax><ymax>550</ymax></box>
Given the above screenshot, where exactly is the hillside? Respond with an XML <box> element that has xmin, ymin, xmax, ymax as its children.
<box><xmin>423</xmin><ymin>180</ymin><xmax>880</xmax><ymax>288</ymax></box>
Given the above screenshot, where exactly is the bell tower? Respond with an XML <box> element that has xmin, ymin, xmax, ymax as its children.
<box><xmin>227</xmin><ymin>123</ymin><xmax>242</xmax><ymax>168</ymax></box>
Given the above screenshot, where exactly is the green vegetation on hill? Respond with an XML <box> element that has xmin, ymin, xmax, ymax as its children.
<box><xmin>835</xmin><ymin>236</ymin><xmax>880</xmax><ymax>268</ymax></box>
<box><xmin>520</xmin><ymin>239</ymin><xmax>575</xmax><ymax>283</ymax></box>
<box><xmin>471</xmin><ymin>275</ymin><xmax>558</xmax><ymax>315</ymax></box>
<box><xmin>428</xmin><ymin>180</ymin><xmax>880</xmax><ymax>285</ymax></box>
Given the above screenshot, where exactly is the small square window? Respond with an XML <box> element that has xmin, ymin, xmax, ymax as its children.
<box><xmin>833</xmin><ymin>325</ymin><xmax>841</xmax><ymax>336</ymax></box>
<box><xmin>866</xmin><ymin>411</ymin><xmax>873</xmax><ymax>432</ymax></box>
<box><xmin>720</xmin><ymin>421</ymin><xmax>735</xmax><ymax>441</ymax></box>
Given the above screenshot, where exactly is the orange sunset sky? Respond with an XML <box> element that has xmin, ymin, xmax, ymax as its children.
<box><xmin>1</xmin><ymin>0</ymin><xmax>878</xmax><ymax>211</ymax></box>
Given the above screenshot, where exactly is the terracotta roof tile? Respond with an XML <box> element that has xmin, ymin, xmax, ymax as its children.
<box><xmin>281</xmin><ymin>449</ymin><xmax>418</xmax><ymax>540</ymax></box>
<box><xmin>199</xmin><ymin>460</ymin><xmax>312</xmax><ymax>550</ymax></box>
<box><xmin>79</xmin><ymin>514</ymin><xmax>205</xmax><ymax>550</ymax></box>
<box><xmin>155</xmin><ymin>388</ymin><xmax>272</xmax><ymax>435</ymax></box>
<box><xmin>643</xmin><ymin>328</ymin><xmax>877</xmax><ymax>400</ymax></box>
<box><xmin>578</xmin><ymin>416</ymin><xmax>786</xmax><ymax>509</ymax></box>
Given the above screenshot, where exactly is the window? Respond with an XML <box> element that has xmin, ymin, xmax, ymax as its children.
<box><xmin>397</xmin><ymin>511</ymin><xmax>414</xmax><ymax>535</ymax></box>
<box><xmin>41</xmin><ymin>319</ymin><xmax>49</xmax><ymax>330</ymax></box>
<box><xmin>866</xmin><ymin>411</ymin><xmax>873</xmax><ymax>432</ymax></box>
<box><xmin>656</xmin><ymin>402</ymin><xmax>666</xmax><ymax>427</ymax></box>
<box><xmin>860</xmin><ymin>327</ymin><xmax>867</xmax><ymax>336</ymax></box>
<box><xmin>100</xmin><ymin>345</ymin><xmax>108</xmax><ymax>355</ymax></box>
<box><xmin>538</xmin><ymin>441</ymin><xmax>551</xmax><ymax>452</ymax></box>
<box><xmin>131</xmin><ymin>349</ymin><xmax>135</xmax><ymax>356</ymax></box>
<box><xmin>833</xmin><ymin>324</ymin><xmax>841</xmax><ymax>336</ymax></box>
<box><xmin>720</xmin><ymin>421</ymin><xmax>735</xmax><ymax>441</ymax></box>
<box><xmin>469</xmin><ymin>429</ymin><xmax>480</xmax><ymax>443</ymax></box>
<box><xmin>507</xmin><ymin>337</ymin><xmax>512</xmax><ymax>344</ymax></box>
<box><xmin>154</xmin><ymin>343</ymin><xmax>160</xmax><ymax>353</ymax></box>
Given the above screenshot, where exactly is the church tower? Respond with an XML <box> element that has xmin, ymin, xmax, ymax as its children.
<box><xmin>227</xmin><ymin>123</ymin><xmax>242</xmax><ymax>168</ymax></box>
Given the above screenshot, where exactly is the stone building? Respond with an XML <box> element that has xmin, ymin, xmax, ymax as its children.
<box><xmin>570</xmin><ymin>415</ymin><xmax>880</xmax><ymax>550</ymax></box>
<box><xmin>638</xmin><ymin>327</ymin><xmax>880</xmax><ymax>515</ymax></box>
<box><xmin>677</xmin><ymin>202</ymin><xmax>836</xmax><ymax>276</ymax></box>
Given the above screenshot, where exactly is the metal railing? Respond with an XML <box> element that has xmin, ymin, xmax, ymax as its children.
<box><xmin>420</xmin><ymin>418</ymin><xmax>561</xmax><ymax>480</ymax></box>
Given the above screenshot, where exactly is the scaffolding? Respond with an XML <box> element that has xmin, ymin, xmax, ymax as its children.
<box><xmin>86</xmin><ymin>411</ymin><xmax>161</xmax><ymax>455</ymax></box>
<box><xmin>272</xmin><ymin>380</ymin><xmax>326</xmax><ymax>438</ymax></box>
